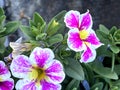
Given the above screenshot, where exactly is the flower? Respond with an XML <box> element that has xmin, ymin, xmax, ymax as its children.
<box><xmin>64</xmin><ymin>10</ymin><xmax>103</xmax><ymax>63</ymax></box>
<box><xmin>4</xmin><ymin>37</ymin><xmax>32</xmax><ymax>63</ymax></box>
<box><xmin>10</xmin><ymin>47</ymin><xmax>65</xmax><ymax>90</ymax></box>
<box><xmin>0</xmin><ymin>61</ymin><xmax>14</xmax><ymax>90</ymax></box>
<box><xmin>10</xmin><ymin>37</ymin><xmax>32</xmax><ymax>58</ymax></box>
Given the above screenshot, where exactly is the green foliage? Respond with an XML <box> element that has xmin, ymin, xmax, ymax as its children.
<box><xmin>47</xmin><ymin>34</ymin><xmax>63</xmax><ymax>46</ymax></box>
<box><xmin>110</xmin><ymin>45</ymin><xmax>120</xmax><ymax>54</ymax></box>
<box><xmin>113</xmin><ymin>30</ymin><xmax>120</xmax><ymax>42</ymax></box>
<box><xmin>20</xmin><ymin>11</ymin><xmax>66</xmax><ymax>49</ymax></box>
<box><xmin>65</xmin><ymin>79</ymin><xmax>80</xmax><ymax>90</ymax></box>
<box><xmin>46</xmin><ymin>10</ymin><xmax>66</xmax><ymax>36</ymax></box>
<box><xmin>65</xmin><ymin>58</ymin><xmax>84</xmax><ymax>80</ymax></box>
<box><xmin>20</xmin><ymin>25</ymin><xmax>35</xmax><ymax>39</ymax></box>
<box><xmin>92</xmin><ymin>61</ymin><xmax>118</xmax><ymax>80</ymax></box>
<box><xmin>0</xmin><ymin>8</ymin><xmax>20</xmax><ymax>38</ymax></box>
<box><xmin>99</xmin><ymin>24</ymin><xmax>109</xmax><ymax>34</ymax></box>
<box><xmin>91</xmin><ymin>82</ymin><xmax>103</xmax><ymax>90</ymax></box>
<box><xmin>0</xmin><ymin>8</ymin><xmax>4</xmax><ymax>17</ymax></box>
<box><xmin>0</xmin><ymin>21</ymin><xmax>20</xmax><ymax>38</ymax></box>
<box><xmin>0</xmin><ymin>8</ymin><xmax>20</xmax><ymax>54</ymax></box>
<box><xmin>0</xmin><ymin>37</ymin><xmax>5</xmax><ymax>53</ymax></box>
<box><xmin>33</xmin><ymin>12</ymin><xmax>45</xmax><ymax>26</ymax></box>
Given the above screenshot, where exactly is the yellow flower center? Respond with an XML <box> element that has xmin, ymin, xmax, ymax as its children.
<box><xmin>0</xmin><ymin>77</ymin><xmax>2</xmax><ymax>81</ymax></box>
<box><xmin>79</xmin><ymin>30</ymin><xmax>89</xmax><ymax>40</ymax></box>
<box><xmin>29</xmin><ymin>67</ymin><xmax>46</xmax><ymax>86</ymax></box>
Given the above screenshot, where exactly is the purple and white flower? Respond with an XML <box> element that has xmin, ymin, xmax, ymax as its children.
<box><xmin>10</xmin><ymin>47</ymin><xmax>65</xmax><ymax>90</ymax></box>
<box><xmin>64</xmin><ymin>10</ymin><xmax>103</xmax><ymax>63</ymax></box>
<box><xmin>0</xmin><ymin>61</ymin><xmax>14</xmax><ymax>90</ymax></box>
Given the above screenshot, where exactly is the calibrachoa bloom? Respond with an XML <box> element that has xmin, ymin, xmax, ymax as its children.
<box><xmin>10</xmin><ymin>47</ymin><xmax>65</xmax><ymax>90</ymax></box>
<box><xmin>0</xmin><ymin>61</ymin><xmax>14</xmax><ymax>90</ymax></box>
<box><xmin>64</xmin><ymin>10</ymin><xmax>103</xmax><ymax>63</ymax></box>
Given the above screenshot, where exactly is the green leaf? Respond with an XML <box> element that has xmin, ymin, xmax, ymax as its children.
<box><xmin>114</xmin><ymin>65</ymin><xmax>120</xmax><ymax>75</ymax></box>
<box><xmin>96</xmin><ymin>45</ymin><xmax>112</xmax><ymax>57</ymax></box>
<box><xmin>48</xmin><ymin>34</ymin><xmax>63</xmax><ymax>46</ymax></box>
<box><xmin>36</xmin><ymin>33</ymin><xmax>47</xmax><ymax>40</ymax></box>
<box><xmin>0</xmin><ymin>44</ymin><xmax>5</xmax><ymax>53</ymax></box>
<box><xmin>0</xmin><ymin>8</ymin><xmax>4</xmax><ymax>17</ymax></box>
<box><xmin>0</xmin><ymin>37</ymin><xmax>5</xmax><ymax>53</ymax></box>
<box><xmin>96</xmin><ymin>30</ymin><xmax>109</xmax><ymax>39</ymax></box>
<box><xmin>20</xmin><ymin>25</ymin><xmax>35</xmax><ymax>39</ymax></box>
<box><xmin>83</xmin><ymin>64</ymin><xmax>94</xmax><ymax>85</ymax></box>
<box><xmin>92</xmin><ymin>61</ymin><xmax>118</xmax><ymax>80</ymax></box>
<box><xmin>113</xmin><ymin>29</ymin><xmax>120</xmax><ymax>42</ymax></box>
<box><xmin>72</xmin><ymin>88</ymin><xmax>77</xmax><ymax>90</ymax></box>
<box><xmin>29</xmin><ymin>20</ymin><xmax>35</xmax><ymax>27</ymax></box>
<box><xmin>65</xmin><ymin>58</ymin><xmax>84</xmax><ymax>80</ymax></box>
<box><xmin>103</xmin><ymin>84</ymin><xmax>109</xmax><ymax>90</ymax></box>
<box><xmin>0</xmin><ymin>15</ymin><xmax>6</xmax><ymax>25</ymax></box>
<box><xmin>39</xmin><ymin>22</ymin><xmax>46</xmax><ymax>33</ymax></box>
<box><xmin>33</xmin><ymin>12</ymin><xmax>45</xmax><ymax>26</ymax></box>
<box><xmin>46</xmin><ymin>10</ymin><xmax>66</xmax><ymax>36</ymax></box>
<box><xmin>65</xmin><ymin>79</ymin><xmax>80</xmax><ymax>90</ymax></box>
<box><xmin>99</xmin><ymin>24</ymin><xmax>109</xmax><ymax>35</ymax></box>
<box><xmin>111</xmin><ymin>80</ymin><xmax>120</xmax><ymax>89</ymax></box>
<box><xmin>91</xmin><ymin>82</ymin><xmax>103</xmax><ymax>90</ymax></box>
<box><xmin>110</xmin><ymin>45</ymin><xmax>119</xmax><ymax>54</ymax></box>
<box><xmin>110</xmin><ymin>86</ymin><xmax>119</xmax><ymax>90</ymax></box>
<box><xmin>0</xmin><ymin>27</ymin><xmax>6</xmax><ymax>34</ymax></box>
<box><xmin>0</xmin><ymin>21</ymin><xmax>20</xmax><ymax>37</ymax></box>
<box><xmin>96</xmin><ymin>30</ymin><xmax>110</xmax><ymax>44</ymax></box>
<box><xmin>47</xmin><ymin>19</ymin><xmax>61</xmax><ymax>36</ymax></box>
<box><xmin>110</xmin><ymin>26</ymin><xmax>117</xmax><ymax>36</ymax></box>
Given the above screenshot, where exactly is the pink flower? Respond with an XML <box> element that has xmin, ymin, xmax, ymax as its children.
<box><xmin>0</xmin><ymin>61</ymin><xmax>14</xmax><ymax>90</ymax></box>
<box><xmin>64</xmin><ymin>10</ymin><xmax>103</xmax><ymax>63</ymax></box>
<box><xmin>10</xmin><ymin>47</ymin><xmax>65</xmax><ymax>90</ymax></box>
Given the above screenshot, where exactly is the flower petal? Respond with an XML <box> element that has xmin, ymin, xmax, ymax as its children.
<box><xmin>64</xmin><ymin>10</ymin><xmax>80</xmax><ymax>29</ymax></box>
<box><xmin>45</xmin><ymin>60</ymin><xmax>65</xmax><ymax>84</ymax></box>
<box><xmin>41</xmin><ymin>80</ymin><xmax>61</xmax><ymax>90</ymax></box>
<box><xmin>80</xmin><ymin>46</ymin><xmax>96</xmax><ymax>63</ymax></box>
<box><xmin>86</xmin><ymin>30</ymin><xmax>103</xmax><ymax>49</ymax></box>
<box><xmin>0</xmin><ymin>78</ymin><xmax>14</xmax><ymax>90</ymax></box>
<box><xmin>29</xmin><ymin>47</ymin><xmax>54</xmax><ymax>68</ymax></box>
<box><xmin>10</xmin><ymin>55</ymin><xmax>32</xmax><ymax>78</ymax></box>
<box><xmin>16</xmin><ymin>79</ymin><xmax>41</xmax><ymax>90</ymax></box>
<box><xmin>79</xmin><ymin>10</ymin><xmax>93</xmax><ymax>30</ymax></box>
<box><xmin>0</xmin><ymin>61</ymin><xmax>11</xmax><ymax>81</ymax></box>
<box><xmin>67</xmin><ymin>28</ymin><xmax>86</xmax><ymax>52</ymax></box>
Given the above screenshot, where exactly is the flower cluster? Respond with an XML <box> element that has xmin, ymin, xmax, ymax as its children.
<box><xmin>0</xmin><ymin>8</ymin><xmax>114</xmax><ymax>89</ymax></box>
<box><xmin>64</xmin><ymin>10</ymin><xmax>103</xmax><ymax>63</ymax></box>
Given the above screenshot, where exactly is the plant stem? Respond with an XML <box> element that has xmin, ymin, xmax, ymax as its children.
<box><xmin>53</xmin><ymin>42</ymin><xmax>61</xmax><ymax>51</ymax></box>
<box><xmin>111</xmin><ymin>53</ymin><xmax>115</xmax><ymax>72</ymax></box>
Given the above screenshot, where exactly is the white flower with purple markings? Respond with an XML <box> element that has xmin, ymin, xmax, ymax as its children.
<box><xmin>0</xmin><ymin>61</ymin><xmax>14</xmax><ymax>90</ymax></box>
<box><xmin>10</xmin><ymin>47</ymin><xmax>65</xmax><ymax>90</ymax></box>
<box><xmin>64</xmin><ymin>10</ymin><xmax>103</xmax><ymax>63</ymax></box>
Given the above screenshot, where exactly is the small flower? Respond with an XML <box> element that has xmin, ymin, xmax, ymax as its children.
<box><xmin>10</xmin><ymin>47</ymin><xmax>65</xmax><ymax>90</ymax></box>
<box><xmin>10</xmin><ymin>40</ymin><xmax>32</xmax><ymax>59</ymax></box>
<box><xmin>0</xmin><ymin>61</ymin><xmax>14</xmax><ymax>90</ymax></box>
<box><xmin>64</xmin><ymin>10</ymin><xmax>103</xmax><ymax>63</ymax></box>
<box><xmin>4</xmin><ymin>37</ymin><xmax>32</xmax><ymax>63</ymax></box>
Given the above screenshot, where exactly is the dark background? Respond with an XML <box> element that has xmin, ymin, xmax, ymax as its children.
<box><xmin>2</xmin><ymin>0</ymin><xmax>120</xmax><ymax>34</ymax></box>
